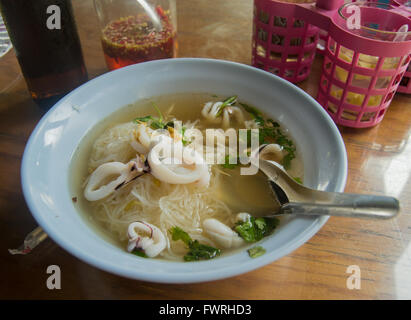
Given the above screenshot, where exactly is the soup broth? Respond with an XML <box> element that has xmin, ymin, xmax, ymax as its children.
<box><xmin>70</xmin><ymin>93</ymin><xmax>303</xmax><ymax>261</ymax></box>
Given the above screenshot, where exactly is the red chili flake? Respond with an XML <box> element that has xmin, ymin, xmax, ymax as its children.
<box><xmin>156</xmin><ymin>5</ymin><xmax>167</xmax><ymax>21</ymax></box>
<box><xmin>101</xmin><ymin>8</ymin><xmax>176</xmax><ymax>70</ymax></box>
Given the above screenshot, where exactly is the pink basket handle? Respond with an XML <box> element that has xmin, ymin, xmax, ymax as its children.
<box><xmin>294</xmin><ymin>2</ymin><xmax>339</xmax><ymax>31</ymax></box>
<box><xmin>293</xmin><ymin>1</ymin><xmax>411</xmax><ymax>56</ymax></box>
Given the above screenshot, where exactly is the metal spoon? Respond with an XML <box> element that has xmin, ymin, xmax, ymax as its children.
<box><xmin>8</xmin><ymin>226</ymin><xmax>48</xmax><ymax>255</ymax></box>
<box><xmin>257</xmin><ymin>159</ymin><xmax>400</xmax><ymax>219</ymax></box>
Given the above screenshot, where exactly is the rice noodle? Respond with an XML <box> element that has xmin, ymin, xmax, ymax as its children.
<box><xmin>86</xmin><ymin>121</ymin><xmax>236</xmax><ymax>260</ymax></box>
<box><xmin>80</xmin><ymin>95</ymin><xmax>301</xmax><ymax>260</ymax></box>
<box><xmin>89</xmin><ymin>122</ymin><xmax>140</xmax><ymax>171</ymax></box>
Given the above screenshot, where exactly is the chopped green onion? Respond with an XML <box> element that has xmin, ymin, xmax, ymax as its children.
<box><xmin>133</xmin><ymin>102</ymin><xmax>171</xmax><ymax>130</ymax></box>
<box><xmin>216</xmin><ymin>95</ymin><xmax>238</xmax><ymax>117</ymax></box>
<box><xmin>150</xmin><ymin>119</ymin><xmax>167</xmax><ymax>130</ymax></box>
<box><xmin>240</xmin><ymin>102</ymin><xmax>264</xmax><ymax>126</ymax></box>
<box><xmin>133</xmin><ymin>115</ymin><xmax>153</xmax><ymax>123</ymax></box>
<box><xmin>152</xmin><ymin>102</ymin><xmax>164</xmax><ymax>122</ymax></box>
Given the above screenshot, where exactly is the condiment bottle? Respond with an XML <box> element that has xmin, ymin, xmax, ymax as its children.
<box><xmin>94</xmin><ymin>0</ymin><xmax>177</xmax><ymax>70</ymax></box>
<box><xmin>0</xmin><ymin>0</ymin><xmax>88</xmax><ymax>109</ymax></box>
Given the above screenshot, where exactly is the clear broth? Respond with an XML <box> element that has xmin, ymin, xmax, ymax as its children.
<box><xmin>70</xmin><ymin>93</ymin><xmax>303</xmax><ymax>258</ymax></box>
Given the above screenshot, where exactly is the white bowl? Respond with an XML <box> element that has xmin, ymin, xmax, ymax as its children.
<box><xmin>21</xmin><ymin>58</ymin><xmax>347</xmax><ymax>283</ymax></box>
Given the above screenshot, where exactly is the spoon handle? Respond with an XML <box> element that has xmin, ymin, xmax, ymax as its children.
<box><xmin>280</xmin><ymin>194</ymin><xmax>400</xmax><ymax>219</ymax></box>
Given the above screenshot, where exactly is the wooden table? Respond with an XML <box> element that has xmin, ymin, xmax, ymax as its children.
<box><xmin>1</xmin><ymin>0</ymin><xmax>410</xmax><ymax>300</ymax></box>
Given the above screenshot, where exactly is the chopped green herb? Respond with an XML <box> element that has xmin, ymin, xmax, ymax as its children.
<box><xmin>183</xmin><ymin>242</ymin><xmax>221</xmax><ymax>261</ymax></box>
<box><xmin>131</xmin><ymin>249</ymin><xmax>148</xmax><ymax>258</ymax></box>
<box><xmin>240</xmin><ymin>103</ymin><xmax>265</xmax><ymax>126</ymax></box>
<box><xmin>181</xmin><ymin>127</ymin><xmax>191</xmax><ymax>146</ymax></box>
<box><xmin>169</xmin><ymin>226</ymin><xmax>221</xmax><ymax>261</ymax></box>
<box><xmin>150</xmin><ymin>119</ymin><xmax>167</xmax><ymax>130</ymax></box>
<box><xmin>152</xmin><ymin>102</ymin><xmax>164</xmax><ymax>122</ymax></box>
<box><xmin>234</xmin><ymin>217</ymin><xmax>279</xmax><ymax>243</ymax></box>
<box><xmin>293</xmin><ymin>177</ymin><xmax>303</xmax><ymax>184</ymax></box>
<box><xmin>246</xmin><ymin>128</ymin><xmax>265</xmax><ymax>147</ymax></box>
<box><xmin>281</xmin><ymin>153</ymin><xmax>291</xmax><ymax>170</ymax></box>
<box><xmin>255</xmin><ymin>117</ymin><xmax>265</xmax><ymax>127</ymax></box>
<box><xmin>216</xmin><ymin>95</ymin><xmax>238</xmax><ymax>117</ymax></box>
<box><xmin>239</xmin><ymin>103</ymin><xmax>296</xmax><ymax>169</ymax></box>
<box><xmin>133</xmin><ymin>115</ymin><xmax>167</xmax><ymax>130</ymax></box>
<box><xmin>170</xmin><ymin>226</ymin><xmax>193</xmax><ymax>245</ymax></box>
<box><xmin>248</xmin><ymin>246</ymin><xmax>266</xmax><ymax>258</ymax></box>
<box><xmin>133</xmin><ymin>116</ymin><xmax>167</xmax><ymax>130</ymax></box>
<box><xmin>221</xmin><ymin>154</ymin><xmax>239</xmax><ymax>169</ymax></box>
<box><xmin>133</xmin><ymin>115</ymin><xmax>153</xmax><ymax>123</ymax></box>
<box><xmin>132</xmin><ymin>102</ymin><xmax>171</xmax><ymax>130</ymax></box>
<box><xmin>239</xmin><ymin>102</ymin><xmax>261</xmax><ymax>118</ymax></box>
<box><xmin>267</xmin><ymin>119</ymin><xmax>280</xmax><ymax>127</ymax></box>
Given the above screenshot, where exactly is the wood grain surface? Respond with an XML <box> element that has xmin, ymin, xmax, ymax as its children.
<box><xmin>0</xmin><ymin>0</ymin><xmax>410</xmax><ymax>299</ymax></box>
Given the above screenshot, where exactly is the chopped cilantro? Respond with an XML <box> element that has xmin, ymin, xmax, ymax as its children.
<box><xmin>183</xmin><ymin>242</ymin><xmax>221</xmax><ymax>261</ymax></box>
<box><xmin>169</xmin><ymin>226</ymin><xmax>221</xmax><ymax>261</ymax></box>
<box><xmin>240</xmin><ymin>103</ymin><xmax>296</xmax><ymax>169</ymax></box>
<box><xmin>293</xmin><ymin>177</ymin><xmax>303</xmax><ymax>184</ymax></box>
<box><xmin>131</xmin><ymin>249</ymin><xmax>148</xmax><ymax>258</ymax></box>
<box><xmin>267</xmin><ymin>119</ymin><xmax>280</xmax><ymax>127</ymax></box>
<box><xmin>170</xmin><ymin>226</ymin><xmax>192</xmax><ymax>244</ymax></box>
<box><xmin>246</xmin><ymin>129</ymin><xmax>265</xmax><ymax>147</ymax></box>
<box><xmin>221</xmin><ymin>154</ymin><xmax>239</xmax><ymax>169</ymax></box>
<box><xmin>234</xmin><ymin>217</ymin><xmax>279</xmax><ymax>243</ymax></box>
<box><xmin>248</xmin><ymin>246</ymin><xmax>266</xmax><ymax>258</ymax></box>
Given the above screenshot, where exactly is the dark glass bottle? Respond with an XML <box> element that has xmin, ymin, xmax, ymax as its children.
<box><xmin>0</xmin><ymin>0</ymin><xmax>88</xmax><ymax>109</ymax></box>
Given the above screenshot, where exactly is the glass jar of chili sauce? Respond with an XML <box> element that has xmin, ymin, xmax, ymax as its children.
<box><xmin>94</xmin><ymin>0</ymin><xmax>177</xmax><ymax>70</ymax></box>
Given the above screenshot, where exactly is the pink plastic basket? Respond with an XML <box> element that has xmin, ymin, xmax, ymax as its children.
<box><xmin>316</xmin><ymin>1</ymin><xmax>391</xmax><ymax>55</ymax></box>
<box><xmin>315</xmin><ymin>2</ymin><xmax>411</xmax><ymax>127</ymax></box>
<box><xmin>355</xmin><ymin>0</ymin><xmax>411</xmax><ymax>94</ymax></box>
<box><xmin>316</xmin><ymin>29</ymin><xmax>328</xmax><ymax>55</ymax></box>
<box><xmin>280</xmin><ymin>0</ymin><xmax>411</xmax><ymax>128</ymax></box>
<box><xmin>251</xmin><ymin>0</ymin><xmax>411</xmax><ymax>126</ymax></box>
<box><xmin>252</xmin><ymin>0</ymin><xmax>319</xmax><ymax>83</ymax></box>
<box><xmin>393</xmin><ymin>0</ymin><xmax>411</xmax><ymax>93</ymax></box>
<box><xmin>398</xmin><ymin>63</ymin><xmax>411</xmax><ymax>92</ymax></box>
